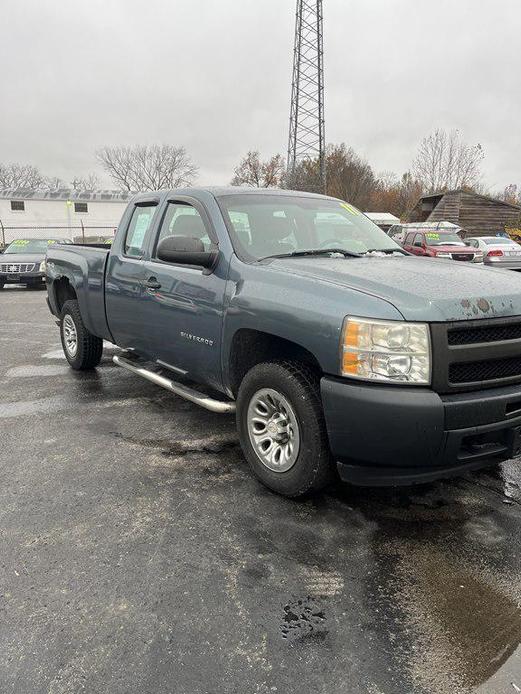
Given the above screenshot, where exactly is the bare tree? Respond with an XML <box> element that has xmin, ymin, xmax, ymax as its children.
<box><xmin>0</xmin><ymin>163</ymin><xmax>46</xmax><ymax>189</ymax></box>
<box><xmin>413</xmin><ymin>129</ymin><xmax>484</xmax><ymax>193</ymax></box>
<box><xmin>285</xmin><ymin>144</ymin><xmax>377</xmax><ymax>206</ymax></box>
<box><xmin>501</xmin><ymin>184</ymin><xmax>521</xmax><ymax>206</ymax></box>
<box><xmin>45</xmin><ymin>176</ymin><xmax>67</xmax><ymax>190</ymax></box>
<box><xmin>231</xmin><ymin>151</ymin><xmax>285</xmax><ymax>188</ymax></box>
<box><xmin>70</xmin><ymin>173</ymin><xmax>100</xmax><ymax>190</ymax></box>
<box><xmin>96</xmin><ymin>145</ymin><xmax>198</xmax><ymax>192</ymax></box>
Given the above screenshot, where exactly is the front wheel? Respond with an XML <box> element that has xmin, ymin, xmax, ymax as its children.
<box><xmin>236</xmin><ymin>361</ymin><xmax>334</xmax><ymax>497</ymax></box>
<box><xmin>60</xmin><ymin>299</ymin><xmax>103</xmax><ymax>370</ymax></box>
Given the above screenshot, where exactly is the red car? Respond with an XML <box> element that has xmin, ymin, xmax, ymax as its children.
<box><xmin>402</xmin><ymin>230</ymin><xmax>481</xmax><ymax>262</ymax></box>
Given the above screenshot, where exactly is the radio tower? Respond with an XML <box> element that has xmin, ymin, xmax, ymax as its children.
<box><xmin>287</xmin><ymin>0</ymin><xmax>325</xmax><ymax>193</ymax></box>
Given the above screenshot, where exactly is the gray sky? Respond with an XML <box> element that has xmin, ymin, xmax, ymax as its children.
<box><xmin>1</xmin><ymin>0</ymin><xmax>520</xmax><ymax>193</ymax></box>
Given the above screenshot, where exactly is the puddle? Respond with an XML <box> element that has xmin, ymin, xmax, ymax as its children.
<box><xmin>398</xmin><ymin>549</ymin><xmax>521</xmax><ymax>692</ymax></box>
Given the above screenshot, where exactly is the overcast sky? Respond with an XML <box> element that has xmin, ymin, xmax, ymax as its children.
<box><xmin>1</xmin><ymin>0</ymin><xmax>520</xmax><ymax>193</ymax></box>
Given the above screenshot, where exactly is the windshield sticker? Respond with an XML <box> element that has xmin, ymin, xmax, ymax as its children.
<box><xmin>426</xmin><ymin>232</ymin><xmax>441</xmax><ymax>240</ymax></box>
<box><xmin>340</xmin><ymin>202</ymin><xmax>360</xmax><ymax>216</ymax></box>
<box><xmin>11</xmin><ymin>239</ymin><xmax>29</xmax><ymax>246</ymax></box>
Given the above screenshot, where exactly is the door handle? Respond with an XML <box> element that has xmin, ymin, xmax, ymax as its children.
<box><xmin>145</xmin><ymin>277</ymin><xmax>161</xmax><ymax>290</ymax></box>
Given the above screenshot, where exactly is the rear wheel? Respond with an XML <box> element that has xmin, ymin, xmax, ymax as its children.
<box><xmin>236</xmin><ymin>361</ymin><xmax>334</xmax><ymax>497</ymax></box>
<box><xmin>60</xmin><ymin>299</ymin><xmax>103</xmax><ymax>370</ymax></box>
<box><xmin>0</xmin><ymin>283</ymin><xmax>4</xmax><ymax>290</ymax></box>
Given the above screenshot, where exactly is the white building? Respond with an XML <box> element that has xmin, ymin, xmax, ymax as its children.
<box><xmin>364</xmin><ymin>212</ymin><xmax>401</xmax><ymax>232</ymax></box>
<box><xmin>0</xmin><ymin>188</ymin><xmax>132</xmax><ymax>244</ymax></box>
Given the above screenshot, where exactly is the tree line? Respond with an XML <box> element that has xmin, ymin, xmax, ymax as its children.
<box><xmin>231</xmin><ymin>129</ymin><xmax>496</xmax><ymax>219</ymax></box>
<box><xmin>1</xmin><ymin>130</ymin><xmax>518</xmax><ymax>220</ymax></box>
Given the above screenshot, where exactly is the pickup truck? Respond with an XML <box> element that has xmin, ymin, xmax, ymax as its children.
<box><xmin>46</xmin><ymin>187</ymin><xmax>521</xmax><ymax>496</ymax></box>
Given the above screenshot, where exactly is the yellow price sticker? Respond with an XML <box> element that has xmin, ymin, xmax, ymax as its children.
<box><xmin>340</xmin><ymin>202</ymin><xmax>360</xmax><ymax>215</ymax></box>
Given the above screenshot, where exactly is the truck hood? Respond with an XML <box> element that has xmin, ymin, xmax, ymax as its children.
<box><xmin>269</xmin><ymin>255</ymin><xmax>521</xmax><ymax>322</ymax></box>
<box><xmin>1</xmin><ymin>253</ymin><xmax>45</xmax><ymax>264</ymax></box>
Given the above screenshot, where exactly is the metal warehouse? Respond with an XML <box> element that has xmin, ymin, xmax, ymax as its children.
<box><xmin>0</xmin><ymin>188</ymin><xmax>132</xmax><ymax>245</ymax></box>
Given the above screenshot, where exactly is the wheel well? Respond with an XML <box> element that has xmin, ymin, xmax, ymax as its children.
<box><xmin>228</xmin><ymin>329</ymin><xmax>322</xmax><ymax>395</ymax></box>
<box><xmin>53</xmin><ymin>277</ymin><xmax>77</xmax><ymax>313</ymax></box>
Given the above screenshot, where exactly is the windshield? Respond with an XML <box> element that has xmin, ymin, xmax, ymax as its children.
<box><xmin>4</xmin><ymin>239</ymin><xmax>61</xmax><ymax>254</ymax></box>
<box><xmin>424</xmin><ymin>232</ymin><xmax>465</xmax><ymax>246</ymax></box>
<box><xmin>483</xmin><ymin>237</ymin><xmax>516</xmax><ymax>245</ymax></box>
<box><xmin>218</xmin><ymin>194</ymin><xmax>403</xmax><ymax>261</ymax></box>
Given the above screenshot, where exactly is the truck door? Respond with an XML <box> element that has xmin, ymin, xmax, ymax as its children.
<box><xmin>105</xmin><ymin>200</ymin><xmax>159</xmax><ymax>354</ymax></box>
<box><xmin>140</xmin><ymin>197</ymin><xmax>226</xmax><ymax>391</ymax></box>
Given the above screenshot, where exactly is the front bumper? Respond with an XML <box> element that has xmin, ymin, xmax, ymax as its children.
<box><xmin>321</xmin><ymin>376</ymin><xmax>521</xmax><ymax>485</ymax></box>
<box><xmin>0</xmin><ymin>272</ymin><xmax>45</xmax><ymax>285</ymax></box>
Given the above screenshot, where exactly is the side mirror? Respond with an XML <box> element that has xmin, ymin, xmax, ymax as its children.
<box><xmin>157</xmin><ymin>235</ymin><xmax>218</xmax><ymax>269</ymax></box>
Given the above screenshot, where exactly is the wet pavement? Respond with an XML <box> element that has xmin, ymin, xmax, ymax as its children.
<box><xmin>1</xmin><ymin>287</ymin><xmax>521</xmax><ymax>694</ymax></box>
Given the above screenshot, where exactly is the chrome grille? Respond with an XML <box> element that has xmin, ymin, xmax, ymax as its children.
<box><xmin>451</xmin><ymin>253</ymin><xmax>473</xmax><ymax>261</ymax></box>
<box><xmin>0</xmin><ymin>263</ymin><xmax>36</xmax><ymax>273</ymax></box>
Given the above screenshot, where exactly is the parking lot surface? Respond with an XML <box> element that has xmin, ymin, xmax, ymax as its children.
<box><xmin>1</xmin><ymin>287</ymin><xmax>521</xmax><ymax>694</ymax></box>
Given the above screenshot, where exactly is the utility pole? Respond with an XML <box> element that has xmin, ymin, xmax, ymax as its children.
<box><xmin>287</xmin><ymin>0</ymin><xmax>325</xmax><ymax>193</ymax></box>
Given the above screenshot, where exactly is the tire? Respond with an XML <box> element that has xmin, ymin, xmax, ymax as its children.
<box><xmin>0</xmin><ymin>283</ymin><xmax>4</xmax><ymax>289</ymax></box>
<box><xmin>60</xmin><ymin>299</ymin><xmax>103</xmax><ymax>370</ymax></box>
<box><xmin>236</xmin><ymin>361</ymin><xmax>334</xmax><ymax>497</ymax></box>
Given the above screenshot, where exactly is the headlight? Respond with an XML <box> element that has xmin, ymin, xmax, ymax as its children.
<box><xmin>435</xmin><ymin>252</ymin><xmax>452</xmax><ymax>258</ymax></box>
<box><xmin>341</xmin><ymin>317</ymin><xmax>431</xmax><ymax>385</ymax></box>
<box><xmin>39</xmin><ymin>260</ymin><xmax>47</xmax><ymax>272</ymax></box>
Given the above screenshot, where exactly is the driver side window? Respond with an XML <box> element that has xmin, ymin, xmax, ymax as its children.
<box><xmin>414</xmin><ymin>233</ymin><xmax>424</xmax><ymax>247</ymax></box>
<box><xmin>155</xmin><ymin>203</ymin><xmax>211</xmax><ymax>256</ymax></box>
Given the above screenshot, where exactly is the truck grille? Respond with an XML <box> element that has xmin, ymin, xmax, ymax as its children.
<box><xmin>448</xmin><ymin>323</ymin><xmax>521</xmax><ymax>345</ymax></box>
<box><xmin>432</xmin><ymin>316</ymin><xmax>521</xmax><ymax>392</ymax></box>
<box><xmin>449</xmin><ymin>357</ymin><xmax>521</xmax><ymax>384</ymax></box>
<box><xmin>0</xmin><ymin>263</ymin><xmax>35</xmax><ymax>273</ymax></box>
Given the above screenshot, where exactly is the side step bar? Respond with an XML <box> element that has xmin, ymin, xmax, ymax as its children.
<box><xmin>113</xmin><ymin>355</ymin><xmax>236</xmax><ymax>414</ymax></box>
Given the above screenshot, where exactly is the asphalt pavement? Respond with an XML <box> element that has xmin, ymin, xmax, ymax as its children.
<box><xmin>1</xmin><ymin>286</ymin><xmax>521</xmax><ymax>694</ymax></box>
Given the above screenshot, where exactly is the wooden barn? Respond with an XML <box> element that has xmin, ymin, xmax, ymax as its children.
<box><xmin>407</xmin><ymin>190</ymin><xmax>521</xmax><ymax>237</ymax></box>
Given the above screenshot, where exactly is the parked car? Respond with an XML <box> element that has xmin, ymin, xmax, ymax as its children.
<box><xmin>387</xmin><ymin>224</ymin><xmax>406</xmax><ymax>243</ymax></box>
<box><xmin>46</xmin><ymin>187</ymin><xmax>521</xmax><ymax>496</ymax></box>
<box><xmin>402</xmin><ymin>229</ymin><xmax>482</xmax><ymax>262</ymax></box>
<box><xmin>0</xmin><ymin>237</ymin><xmax>71</xmax><ymax>289</ymax></box>
<box><xmin>466</xmin><ymin>236</ymin><xmax>521</xmax><ymax>270</ymax></box>
<box><xmin>387</xmin><ymin>221</ymin><xmax>464</xmax><ymax>246</ymax></box>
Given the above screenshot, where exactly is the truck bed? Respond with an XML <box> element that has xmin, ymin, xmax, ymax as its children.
<box><xmin>46</xmin><ymin>243</ymin><xmax>112</xmax><ymax>341</ymax></box>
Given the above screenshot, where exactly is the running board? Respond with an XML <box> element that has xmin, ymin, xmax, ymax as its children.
<box><xmin>113</xmin><ymin>355</ymin><xmax>236</xmax><ymax>414</ymax></box>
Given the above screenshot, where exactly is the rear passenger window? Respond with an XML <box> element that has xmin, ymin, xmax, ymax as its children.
<box><xmin>124</xmin><ymin>205</ymin><xmax>156</xmax><ymax>257</ymax></box>
<box><xmin>155</xmin><ymin>203</ymin><xmax>211</xmax><ymax>253</ymax></box>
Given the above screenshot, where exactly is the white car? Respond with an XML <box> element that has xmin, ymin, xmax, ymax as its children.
<box><xmin>466</xmin><ymin>236</ymin><xmax>521</xmax><ymax>270</ymax></box>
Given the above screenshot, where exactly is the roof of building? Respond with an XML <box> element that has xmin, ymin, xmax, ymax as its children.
<box><xmin>0</xmin><ymin>188</ymin><xmax>132</xmax><ymax>202</ymax></box>
<box><xmin>416</xmin><ymin>189</ymin><xmax>521</xmax><ymax>210</ymax></box>
<box><xmin>364</xmin><ymin>212</ymin><xmax>400</xmax><ymax>224</ymax></box>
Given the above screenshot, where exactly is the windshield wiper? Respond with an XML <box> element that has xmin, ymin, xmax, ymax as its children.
<box><xmin>258</xmin><ymin>248</ymin><xmax>363</xmax><ymax>261</ymax></box>
<box><xmin>363</xmin><ymin>248</ymin><xmax>404</xmax><ymax>254</ymax></box>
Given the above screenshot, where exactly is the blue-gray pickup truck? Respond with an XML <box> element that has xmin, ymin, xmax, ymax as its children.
<box><xmin>46</xmin><ymin>187</ymin><xmax>521</xmax><ymax>496</ymax></box>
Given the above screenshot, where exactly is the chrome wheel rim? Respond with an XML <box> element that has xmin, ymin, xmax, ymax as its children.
<box><xmin>63</xmin><ymin>314</ymin><xmax>78</xmax><ymax>357</ymax></box>
<box><xmin>246</xmin><ymin>388</ymin><xmax>300</xmax><ymax>472</ymax></box>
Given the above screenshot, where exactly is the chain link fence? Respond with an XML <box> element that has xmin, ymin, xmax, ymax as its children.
<box><xmin>0</xmin><ymin>222</ymin><xmax>118</xmax><ymax>249</ymax></box>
